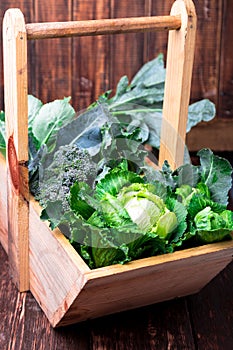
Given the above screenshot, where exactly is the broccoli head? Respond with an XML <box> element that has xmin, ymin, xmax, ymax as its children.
<box><xmin>38</xmin><ymin>145</ymin><xmax>98</xmax><ymax>211</ymax></box>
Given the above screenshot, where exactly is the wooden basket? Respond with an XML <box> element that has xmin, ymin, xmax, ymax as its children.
<box><xmin>1</xmin><ymin>0</ymin><xmax>233</xmax><ymax>327</ymax></box>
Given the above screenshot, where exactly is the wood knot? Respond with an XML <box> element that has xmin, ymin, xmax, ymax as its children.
<box><xmin>8</xmin><ymin>135</ymin><xmax>19</xmax><ymax>191</ymax></box>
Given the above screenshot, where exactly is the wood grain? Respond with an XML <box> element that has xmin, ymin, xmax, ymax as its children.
<box><xmin>0</xmin><ymin>0</ymin><xmax>34</xmax><ymax>111</ymax></box>
<box><xmin>58</xmin><ymin>241</ymin><xmax>233</xmax><ymax>326</ymax></box>
<box><xmin>89</xmin><ymin>299</ymin><xmax>195</xmax><ymax>349</ymax></box>
<box><xmin>191</xmin><ymin>0</ymin><xmax>223</xmax><ymax>104</ymax></box>
<box><xmin>29</xmin><ymin>198</ymin><xmax>89</xmax><ymax>326</ymax></box>
<box><xmin>159</xmin><ymin>0</ymin><xmax>196</xmax><ymax>169</ymax></box>
<box><xmin>147</xmin><ymin>1</ymin><xmax>172</xmax><ymax>61</ymax></box>
<box><xmin>34</xmin><ymin>0</ymin><xmax>72</xmax><ymax>103</ymax></box>
<box><xmin>188</xmin><ymin>262</ymin><xmax>233</xmax><ymax>349</ymax></box>
<box><xmin>109</xmin><ymin>0</ymin><xmax>145</xmax><ymax>96</ymax></box>
<box><xmin>3</xmin><ymin>9</ymin><xmax>29</xmax><ymax>291</ymax></box>
<box><xmin>0</xmin><ymin>154</ymin><xmax>7</xmax><ymax>253</ymax></box>
<box><xmin>187</xmin><ymin>118</ymin><xmax>233</xmax><ymax>151</ymax></box>
<box><xmin>26</xmin><ymin>16</ymin><xmax>181</xmax><ymax>40</ymax></box>
<box><xmin>218</xmin><ymin>0</ymin><xmax>233</xmax><ymax>119</ymax></box>
<box><xmin>72</xmin><ymin>0</ymin><xmax>110</xmax><ymax>111</ymax></box>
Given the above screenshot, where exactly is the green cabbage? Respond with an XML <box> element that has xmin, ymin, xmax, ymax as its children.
<box><xmin>194</xmin><ymin>207</ymin><xmax>233</xmax><ymax>243</ymax></box>
<box><xmin>117</xmin><ymin>183</ymin><xmax>177</xmax><ymax>238</ymax></box>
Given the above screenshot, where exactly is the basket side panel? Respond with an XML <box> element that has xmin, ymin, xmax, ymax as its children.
<box><xmin>58</xmin><ymin>245</ymin><xmax>233</xmax><ymax>326</ymax></box>
<box><xmin>3</xmin><ymin>9</ymin><xmax>29</xmax><ymax>291</ymax></box>
<box><xmin>29</xmin><ymin>199</ymin><xmax>89</xmax><ymax>324</ymax></box>
<box><xmin>0</xmin><ymin>154</ymin><xmax>7</xmax><ymax>253</ymax></box>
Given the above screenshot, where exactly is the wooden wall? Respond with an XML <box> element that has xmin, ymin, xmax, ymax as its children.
<box><xmin>1</xmin><ymin>0</ymin><xmax>233</xmax><ymax>151</ymax></box>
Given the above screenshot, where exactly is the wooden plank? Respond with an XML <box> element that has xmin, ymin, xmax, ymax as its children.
<box><xmin>58</xmin><ymin>241</ymin><xmax>233</xmax><ymax>326</ymax></box>
<box><xmin>29</xmin><ymin>198</ymin><xmax>89</xmax><ymax>326</ymax></box>
<box><xmin>188</xmin><ymin>262</ymin><xmax>233</xmax><ymax>349</ymax></box>
<box><xmin>0</xmin><ymin>0</ymin><xmax>34</xmax><ymax>110</ymax></box>
<box><xmin>190</xmin><ymin>0</ymin><xmax>223</xmax><ymax>104</ymax></box>
<box><xmin>146</xmin><ymin>1</ymin><xmax>172</xmax><ymax>61</ymax></box>
<box><xmin>3</xmin><ymin>8</ymin><xmax>29</xmax><ymax>291</ymax></box>
<box><xmin>187</xmin><ymin>118</ymin><xmax>233</xmax><ymax>151</ymax></box>
<box><xmin>218</xmin><ymin>0</ymin><xmax>233</xmax><ymax>119</ymax></box>
<box><xmin>159</xmin><ymin>0</ymin><xmax>196</xmax><ymax>169</ymax></box>
<box><xmin>34</xmin><ymin>0</ymin><xmax>72</xmax><ymax>103</ymax></box>
<box><xmin>0</xmin><ymin>0</ymin><xmax>33</xmax><ymax>252</ymax></box>
<box><xmin>90</xmin><ymin>299</ymin><xmax>195</xmax><ymax>349</ymax></box>
<box><xmin>109</xmin><ymin>0</ymin><xmax>145</xmax><ymax>97</ymax></box>
<box><xmin>72</xmin><ymin>0</ymin><xmax>111</xmax><ymax>111</ymax></box>
<box><xmin>0</xmin><ymin>154</ymin><xmax>7</xmax><ymax>253</ymax></box>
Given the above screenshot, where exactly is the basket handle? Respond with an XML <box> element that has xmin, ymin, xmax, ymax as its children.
<box><xmin>159</xmin><ymin>0</ymin><xmax>196</xmax><ymax>169</ymax></box>
<box><xmin>25</xmin><ymin>15</ymin><xmax>181</xmax><ymax>39</ymax></box>
<box><xmin>3</xmin><ymin>0</ymin><xmax>196</xmax><ymax>291</ymax></box>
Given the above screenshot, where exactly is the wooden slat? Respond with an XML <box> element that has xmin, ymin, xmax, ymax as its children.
<box><xmin>187</xmin><ymin>118</ymin><xmax>233</xmax><ymax>151</ymax></box>
<box><xmin>89</xmin><ymin>299</ymin><xmax>195</xmax><ymax>349</ymax></box>
<box><xmin>146</xmin><ymin>1</ymin><xmax>172</xmax><ymax>61</ymax></box>
<box><xmin>109</xmin><ymin>0</ymin><xmax>145</xmax><ymax>98</ymax></box>
<box><xmin>72</xmin><ymin>0</ymin><xmax>111</xmax><ymax>110</ymax></box>
<box><xmin>91</xmin><ymin>2</ymin><xmax>111</xmax><ymax>108</ymax></box>
<box><xmin>159</xmin><ymin>0</ymin><xmax>196</xmax><ymax>169</ymax></box>
<box><xmin>188</xmin><ymin>262</ymin><xmax>233</xmax><ymax>349</ymax></box>
<box><xmin>0</xmin><ymin>0</ymin><xmax>34</xmax><ymax>110</ymax></box>
<box><xmin>0</xmin><ymin>154</ymin><xmax>7</xmax><ymax>253</ymax></box>
<box><xmin>25</xmin><ymin>16</ymin><xmax>181</xmax><ymax>40</ymax></box>
<box><xmin>3</xmin><ymin>8</ymin><xmax>29</xmax><ymax>291</ymax></box>
<box><xmin>29</xmin><ymin>198</ymin><xmax>89</xmax><ymax>325</ymax></box>
<box><xmin>218</xmin><ymin>0</ymin><xmax>233</xmax><ymax>119</ymax></box>
<box><xmin>191</xmin><ymin>0</ymin><xmax>223</xmax><ymax>104</ymax></box>
<box><xmin>34</xmin><ymin>0</ymin><xmax>72</xmax><ymax>103</ymax></box>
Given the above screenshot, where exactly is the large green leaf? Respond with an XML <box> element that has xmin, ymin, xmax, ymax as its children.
<box><xmin>53</xmin><ymin>103</ymin><xmax>109</xmax><ymax>156</ymax></box>
<box><xmin>198</xmin><ymin>148</ymin><xmax>232</xmax><ymax>205</ymax></box>
<box><xmin>28</xmin><ymin>95</ymin><xmax>43</xmax><ymax>133</ymax></box>
<box><xmin>109</xmin><ymin>85</ymin><xmax>164</xmax><ymax>110</ymax></box>
<box><xmin>165</xmin><ymin>197</ymin><xmax>187</xmax><ymax>244</ymax></box>
<box><xmin>186</xmin><ymin>99</ymin><xmax>216</xmax><ymax>132</ymax></box>
<box><xmin>130</xmin><ymin>53</ymin><xmax>166</xmax><ymax>88</ymax></box>
<box><xmin>111</xmin><ymin>75</ymin><xmax>129</xmax><ymax>101</ymax></box>
<box><xmin>175</xmin><ymin>163</ymin><xmax>200</xmax><ymax>188</ymax></box>
<box><xmin>32</xmin><ymin>97</ymin><xmax>75</xmax><ymax>150</ymax></box>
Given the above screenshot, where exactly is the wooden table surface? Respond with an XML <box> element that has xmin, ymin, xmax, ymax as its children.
<box><xmin>0</xmin><ymin>243</ymin><xmax>233</xmax><ymax>350</ymax></box>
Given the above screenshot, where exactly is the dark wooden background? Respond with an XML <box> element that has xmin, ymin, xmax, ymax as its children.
<box><xmin>0</xmin><ymin>0</ymin><xmax>233</xmax><ymax>151</ymax></box>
